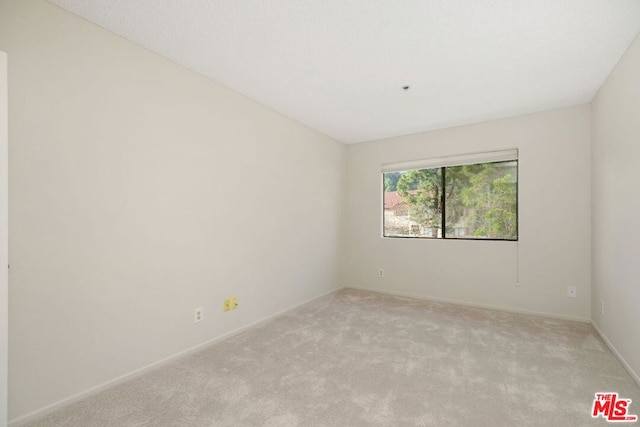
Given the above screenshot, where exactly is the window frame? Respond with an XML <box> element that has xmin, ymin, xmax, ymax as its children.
<box><xmin>382</xmin><ymin>152</ymin><xmax>518</xmax><ymax>242</ymax></box>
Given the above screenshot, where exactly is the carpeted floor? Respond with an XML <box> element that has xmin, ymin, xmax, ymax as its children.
<box><xmin>24</xmin><ymin>289</ymin><xmax>640</xmax><ymax>426</ymax></box>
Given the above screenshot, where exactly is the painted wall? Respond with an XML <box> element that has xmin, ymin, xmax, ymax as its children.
<box><xmin>591</xmin><ymin>33</ymin><xmax>640</xmax><ymax>382</ymax></box>
<box><xmin>344</xmin><ymin>105</ymin><xmax>591</xmax><ymax>321</ymax></box>
<box><xmin>0</xmin><ymin>1</ymin><xmax>345</xmax><ymax>421</ymax></box>
<box><xmin>1</xmin><ymin>50</ymin><xmax>9</xmax><ymax>427</ymax></box>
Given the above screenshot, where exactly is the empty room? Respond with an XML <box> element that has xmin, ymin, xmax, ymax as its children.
<box><xmin>1</xmin><ymin>0</ymin><xmax>640</xmax><ymax>426</ymax></box>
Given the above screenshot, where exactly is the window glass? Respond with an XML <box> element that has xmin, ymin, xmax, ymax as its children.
<box><xmin>444</xmin><ymin>161</ymin><xmax>517</xmax><ymax>240</ymax></box>
<box><xmin>383</xmin><ymin>160</ymin><xmax>517</xmax><ymax>241</ymax></box>
<box><xmin>384</xmin><ymin>168</ymin><xmax>442</xmax><ymax>238</ymax></box>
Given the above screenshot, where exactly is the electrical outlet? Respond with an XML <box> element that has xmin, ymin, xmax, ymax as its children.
<box><xmin>223</xmin><ymin>299</ymin><xmax>231</xmax><ymax>312</ymax></box>
<box><xmin>230</xmin><ymin>296</ymin><xmax>238</xmax><ymax>310</ymax></box>
<box><xmin>194</xmin><ymin>307</ymin><xmax>203</xmax><ymax>323</ymax></box>
<box><xmin>378</xmin><ymin>268</ymin><xmax>384</xmax><ymax>278</ymax></box>
<box><xmin>567</xmin><ymin>286</ymin><xmax>577</xmax><ymax>298</ymax></box>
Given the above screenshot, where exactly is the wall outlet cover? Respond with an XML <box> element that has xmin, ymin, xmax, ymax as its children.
<box><xmin>194</xmin><ymin>307</ymin><xmax>203</xmax><ymax>323</ymax></box>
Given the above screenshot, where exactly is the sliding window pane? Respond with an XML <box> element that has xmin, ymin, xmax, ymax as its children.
<box><xmin>444</xmin><ymin>161</ymin><xmax>517</xmax><ymax>240</ymax></box>
<box><xmin>383</xmin><ymin>168</ymin><xmax>442</xmax><ymax>238</ymax></box>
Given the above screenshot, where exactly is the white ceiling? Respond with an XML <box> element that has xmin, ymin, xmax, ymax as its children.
<box><xmin>49</xmin><ymin>0</ymin><xmax>640</xmax><ymax>144</ymax></box>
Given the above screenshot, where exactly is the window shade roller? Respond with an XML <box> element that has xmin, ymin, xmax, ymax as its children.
<box><xmin>381</xmin><ymin>149</ymin><xmax>518</xmax><ymax>172</ymax></box>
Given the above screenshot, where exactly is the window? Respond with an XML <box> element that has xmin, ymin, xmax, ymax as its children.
<box><xmin>383</xmin><ymin>150</ymin><xmax>518</xmax><ymax>241</ymax></box>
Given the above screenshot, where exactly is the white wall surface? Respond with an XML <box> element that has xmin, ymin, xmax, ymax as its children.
<box><xmin>591</xmin><ymin>33</ymin><xmax>640</xmax><ymax>382</ymax></box>
<box><xmin>0</xmin><ymin>1</ymin><xmax>345</xmax><ymax>421</ymax></box>
<box><xmin>1</xmin><ymin>50</ymin><xmax>9</xmax><ymax>427</ymax></box>
<box><xmin>344</xmin><ymin>106</ymin><xmax>592</xmax><ymax>321</ymax></box>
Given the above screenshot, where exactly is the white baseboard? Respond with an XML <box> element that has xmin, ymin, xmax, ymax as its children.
<box><xmin>16</xmin><ymin>285</ymin><xmax>635</xmax><ymax>426</ymax></box>
<box><xmin>345</xmin><ymin>285</ymin><xmax>592</xmax><ymax>323</ymax></box>
<box><xmin>590</xmin><ymin>321</ymin><xmax>640</xmax><ymax>388</ymax></box>
<box><xmin>9</xmin><ymin>286</ymin><xmax>343</xmax><ymax>426</ymax></box>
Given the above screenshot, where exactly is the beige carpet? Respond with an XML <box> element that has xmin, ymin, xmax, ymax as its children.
<box><xmin>24</xmin><ymin>289</ymin><xmax>640</xmax><ymax>426</ymax></box>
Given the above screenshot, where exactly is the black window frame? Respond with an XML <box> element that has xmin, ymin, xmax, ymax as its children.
<box><xmin>382</xmin><ymin>159</ymin><xmax>518</xmax><ymax>242</ymax></box>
